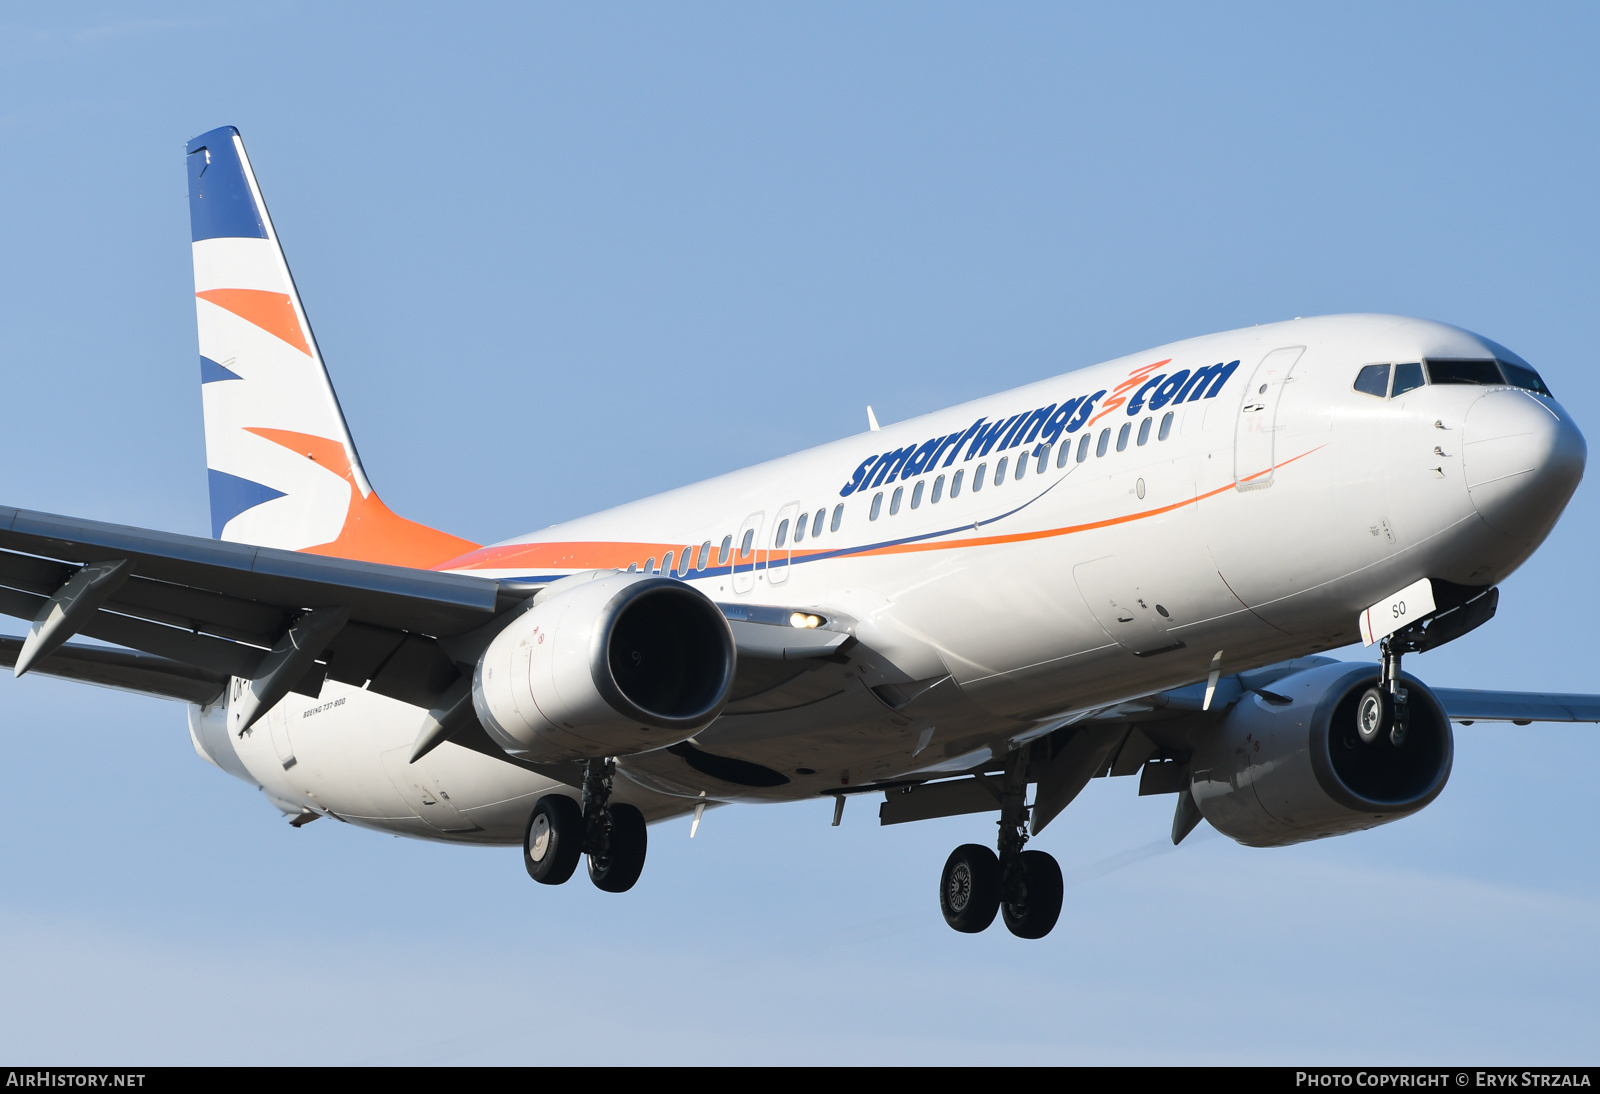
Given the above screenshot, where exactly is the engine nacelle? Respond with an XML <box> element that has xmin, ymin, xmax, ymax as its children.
<box><xmin>472</xmin><ymin>572</ymin><xmax>735</xmax><ymax>763</ymax></box>
<box><xmin>1190</xmin><ymin>662</ymin><xmax>1453</xmax><ymax>847</ymax></box>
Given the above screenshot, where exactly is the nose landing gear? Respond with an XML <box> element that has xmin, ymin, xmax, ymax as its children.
<box><xmin>523</xmin><ymin>757</ymin><xmax>648</xmax><ymax>893</ymax></box>
<box><xmin>1358</xmin><ymin>638</ymin><xmax>1412</xmax><ymax>747</ymax></box>
<box><xmin>938</xmin><ymin>750</ymin><xmax>1064</xmax><ymax>939</ymax></box>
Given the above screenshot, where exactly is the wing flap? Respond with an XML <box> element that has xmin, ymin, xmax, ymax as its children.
<box><xmin>0</xmin><ymin>635</ymin><xmax>227</xmax><ymax>705</ymax></box>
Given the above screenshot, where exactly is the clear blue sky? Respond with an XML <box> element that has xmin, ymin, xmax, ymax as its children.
<box><xmin>0</xmin><ymin>2</ymin><xmax>1596</xmax><ymax>1064</ymax></box>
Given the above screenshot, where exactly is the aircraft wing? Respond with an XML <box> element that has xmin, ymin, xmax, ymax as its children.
<box><xmin>0</xmin><ymin>505</ymin><xmax>852</xmax><ymax>718</ymax></box>
<box><xmin>0</xmin><ymin>505</ymin><xmax>512</xmax><ymax>711</ymax></box>
<box><xmin>1430</xmin><ymin>688</ymin><xmax>1600</xmax><ymax>723</ymax></box>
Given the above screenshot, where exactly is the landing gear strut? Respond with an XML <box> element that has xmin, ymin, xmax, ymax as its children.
<box><xmin>524</xmin><ymin>757</ymin><xmax>648</xmax><ymax>893</ymax></box>
<box><xmin>939</xmin><ymin>749</ymin><xmax>1063</xmax><ymax>939</ymax></box>
<box><xmin>1358</xmin><ymin>638</ymin><xmax>1410</xmax><ymax>747</ymax></box>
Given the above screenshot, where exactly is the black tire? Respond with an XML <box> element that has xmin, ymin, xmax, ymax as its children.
<box><xmin>1390</xmin><ymin>698</ymin><xmax>1411</xmax><ymax>747</ymax></box>
<box><xmin>1001</xmin><ymin>850</ymin><xmax>1064</xmax><ymax>939</ymax></box>
<box><xmin>1356</xmin><ymin>686</ymin><xmax>1390</xmax><ymax>744</ymax></box>
<box><xmin>588</xmin><ymin>803</ymin><xmax>648</xmax><ymax>893</ymax></box>
<box><xmin>524</xmin><ymin>794</ymin><xmax>583</xmax><ymax>885</ymax></box>
<box><xmin>940</xmin><ymin>844</ymin><xmax>1001</xmax><ymax>933</ymax></box>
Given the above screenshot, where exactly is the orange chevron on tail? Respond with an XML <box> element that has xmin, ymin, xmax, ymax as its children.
<box><xmin>245</xmin><ymin>428</ymin><xmax>479</xmax><ymax>569</ymax></box>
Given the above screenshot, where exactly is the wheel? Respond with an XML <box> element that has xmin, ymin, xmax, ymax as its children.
<box><xmin>1356</xmin><ymin>686</ymin><xmax>1390</xmax><ymax>743</ymax></box>
<box><xmin>940</xmin><ymin>844</ymin><xmax>1000</xmax><ymax>933</ymax></box>
<box><xmin>588</xmin><ymin>803</ymin><xmax>648</xmax><ymax>893</ymax></box>
<box><xmin>1001</xmin><ymin>850</ymin><xmax>1063</xmax><ymax>939</ymax></box>
<box><xmin>1390</xmin><ymin>698</ymin><xmax>1410</xmax><ymax>747</ymax></box>
<box><xmin>524</xmin><ymin>794</ymin><xmax>583</xmax><ymax>885</ymax></box>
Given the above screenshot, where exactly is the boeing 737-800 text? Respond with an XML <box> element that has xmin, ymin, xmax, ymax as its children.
<box><xmin>3</xmin><ymin>126</ymin><xmax>1593</xmax><ymax>938</ymax></box>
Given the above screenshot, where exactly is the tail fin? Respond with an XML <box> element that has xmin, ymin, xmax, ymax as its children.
<box><xmin>186</xmin><ymin>126</ymin><xmax>477</xmax><ymax>569</ymax></box>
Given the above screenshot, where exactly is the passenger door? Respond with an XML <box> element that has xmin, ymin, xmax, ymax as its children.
<box><xmin>732</xmin><ymin>511</ymin><xmax>764</xmax><ymax>594</ymax></box>
<box><xmin>1234</xmin><ymin>346</ymin><xmax>1305</xmax><ymax>490</ymax></box>
<box><xmin>769</xmin><ymin>503</ymin><xmax>799</xmax><ymax>585</ymax></box>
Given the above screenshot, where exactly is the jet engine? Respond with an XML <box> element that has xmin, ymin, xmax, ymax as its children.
<box><xmin>472</xmin><ymin>572</ymin><xmax>735</xmax><ymax>763</ymax></box>
<box><xmin>1190</xmin><ymin>661</ymin><xmax>1453</xmax><ymax>847</ymax></box>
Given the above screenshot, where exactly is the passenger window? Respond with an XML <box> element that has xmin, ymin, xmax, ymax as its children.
<box><xmin>1501</xmin><ymin>361</ymin><xmax>1553</xmax><ymax>396</ymax></box>
<box><xmin>1392</xmin><ymin>362</ymin><xmax>1425</xmax><ymax>396</ymax></box>
<box><xmin>973</xmin><ymin>464</ymin><xmax>986</xmax><ymax>492</ymax></box>
<box><xmin>1057</xmin><ymin>441</ymin><xmax>1070</xmax><ymax>468</ymax></box>
<box><xmin>1077</xmin><ymin>434</ymin><xmax>1090</xmax><ymax>463</ymax></box>
<box><xmin>813</xmin><ymin>509</ymin><xmax>825</xmax><ymax>537</ymax></box>
<box><xmin>994</xmin><ymin>457</ymin><xmax>1008</xmax><ymax>485</ymax></box>
<box><xmin>626</xmin><ymin>563</ymin><xmax>638</xmax><ymax>573</ymax></box>
<box><xmin>911</xmin><ymin>480</ymin><xmax>925</xmax><ymax>508</ymax></box>
<box><xmin>774</xmin><ymin>521</ymin><xmax>788</xmax><ymax>548</ymax></box>
<box><xmin>870</xmin><ymin>492</ymin><xmax>883</xmax><ymax>520</ymax></box>
<box><xmin>1096</xmin><ymin>429</ymin><xmax>1110</xmax><ymax>457</ymax></box>
<box><xmin>662</xmin><ymin>551</ymin><xmax>675</xmax><ymax>574</ymax></box>
<box><xmin>792</xmin><ymin>514</ymin><xmax>804</xmax><ymax>543</ymax></box>
<box><xmin>932</xmin><ymin>474</ymin><xmax>945</xmax><ymax>503</ymax></box>
<box><xmin>831</xmin><ymin>503</ymin><xmax>843</xmax><ymax>532</ymax></box>
<box><xmin>1014</xmin><ymin>453</ymin><xmax>1026</xmax><ymax>480</ymax></box>
<box><xmin>1425</xmin><ymin>358</ymin><xmax>1501</xmax><ymax>387</ymax></box>
<box><xmin>698</xmin><ymin>541</ymin><xmax>711</xmax><ymax>570</ymax></box>
<box><xmin>951</xmin><ymin>469</ymin><xmax>964</xmax><ymax>497</ymax></box>
<box><xmin>1137</xmin><ymin>418</ymin><xmax>1151</xmax><ymax>446</ymax></box>
<box><xmin>1116</xmin><ymin>423</ymin><xmax>1131</xmax><ymax>452</ymax></box>
<box><xmin>678</xmin><ymin>549</ymin><xmax>692</xmax><ymax>576</ymax></box>
<box><xmin>645</xmin><ymin>557</ymin><xmax>655</xmax><ymax>573</ymax></box>
<box><xmin>718</xmin><ymin>536</ymin><xmax>732</xmax><ymax>565</ymax></box>
<box><xmin>1353</xmin><ymin>363</ymin><xmax>1390</xmax><ymax>398</ymax></box>
<box><xmin>1159</xmin><ymin>411</ymin><xmax>1174</xmax><ymax>441</ymax></box>
<box><xmin>890</xmin><ymin>487</ymin><xmax>903</xmax><ymax>515</ymax></box>
<box><xmin>739</xmin><ymin>530</ymin><xmax>754</xmax><ymax>559</ymax></box>
<box><xmin>1036</xmin><ymin>445</ymin><xmax>1049</xmax><ymax>474</ymax></box>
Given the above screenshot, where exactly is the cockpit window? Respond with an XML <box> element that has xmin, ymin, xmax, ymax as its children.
<box><xmin>1353</xmin><ymin>364</ymin><xmax>1390</xmax><ymax>397</ymax></box>
<box><xmin>1391</xmin><ymin>362</ymin><xmax>1425</xmax><ymax>397</ymax></box>
<box><xmin>1426</xmin><ymin>358</ymin><xmax>1502</xmax><ymax>386</ymax></box>
<box><xmin>1501</xmin><ymin>361</ymin><xmax>1554</xmax><ymax>397</ymax></box>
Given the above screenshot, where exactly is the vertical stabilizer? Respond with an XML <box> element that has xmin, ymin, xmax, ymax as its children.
<box><xmin>186</xmin><ymin>126</ymin><xmax>476</xmax><ymax>569</ymax></box>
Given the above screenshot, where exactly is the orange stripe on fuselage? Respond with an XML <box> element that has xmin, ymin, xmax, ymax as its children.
<box><xmin>445</xmin><ymin>445</ymin><xmax>1326</xmax><ymax>574</ymax></box>
<box><xmin>196</xmin><ymin>289</ymin><xmax>313</xmax><ymax>355</ymax></box>
<box><xmin>439</xmin><ymin>540</ymin><xmax>703</xmax><ymax>572</ymax></box>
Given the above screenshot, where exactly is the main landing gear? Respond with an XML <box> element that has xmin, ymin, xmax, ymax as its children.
<box><xmin>1356</xmin><ymin>637</ymin><xmax>1410</xmax><ymax>747</ymax></box>
<box><xmin>524</xmin><ymin>758</ymin><xmax>648</xmax><ymax>893</ymax></box>
<box><xmin>939</xmin><ymin>750</ymin><xmax>1064</xmax><ymax>939</ymax></box>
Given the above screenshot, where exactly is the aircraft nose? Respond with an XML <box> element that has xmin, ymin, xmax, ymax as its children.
<box><xmin>1462</xmin><ymin>388</ymin><xmax>1586</xmax><ymax>537</ymax></box>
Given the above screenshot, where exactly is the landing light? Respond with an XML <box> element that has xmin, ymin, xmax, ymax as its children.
<box><xmin>790</xmin><ymin>613</ymin><xmax>821</xmax><ymax>629</ymax></box>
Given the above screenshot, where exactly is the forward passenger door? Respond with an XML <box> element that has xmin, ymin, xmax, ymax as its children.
<box><xmin>1234</xmin><ymin>346</ymin><xmax>1305</xmax><ymax>490</ymax></box>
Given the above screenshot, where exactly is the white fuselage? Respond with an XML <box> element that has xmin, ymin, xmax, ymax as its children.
<box><xmin>189</xmin><ymin>314</ymin><xmax>1584</xmax><ymax>842</ymax></box>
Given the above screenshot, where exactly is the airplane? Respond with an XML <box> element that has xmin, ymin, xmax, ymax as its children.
<box><xmin>3</xmin><ymin>124</ymin><xmax>1595</xmax><ymax>940</ymax></box>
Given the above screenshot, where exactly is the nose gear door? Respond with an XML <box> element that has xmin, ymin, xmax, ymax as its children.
<box><xmin>1234</xmin><ymin>346</ymin><xmax>1304</xmax><ymax>490</ymax></box>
